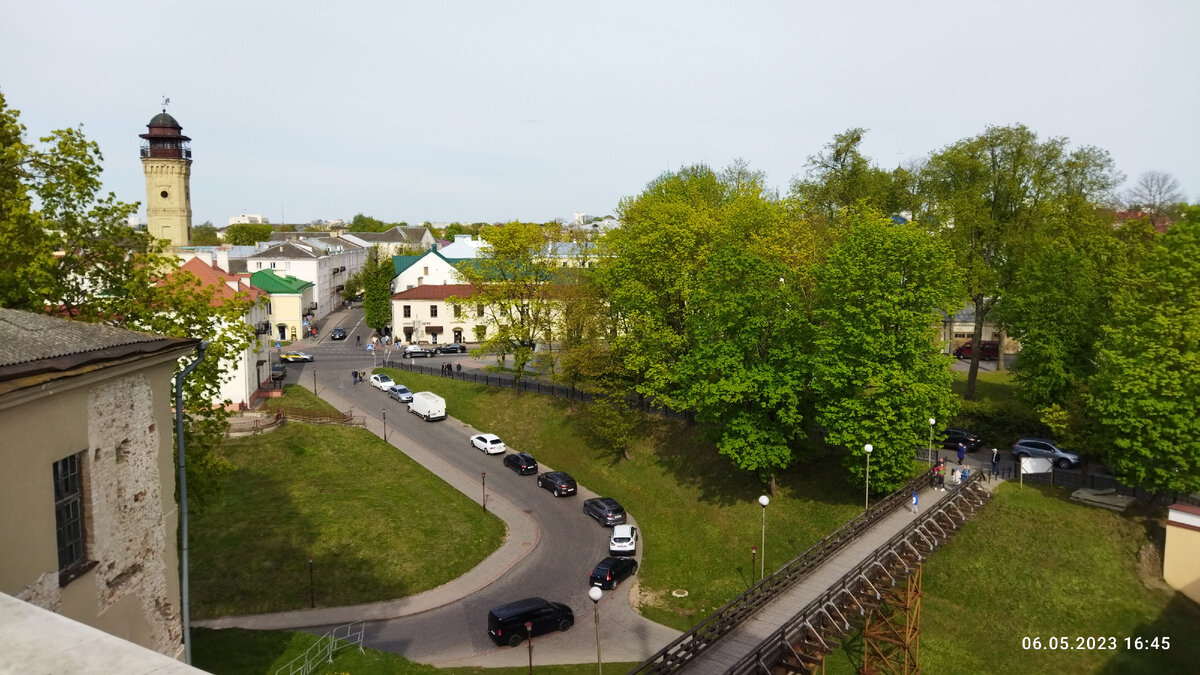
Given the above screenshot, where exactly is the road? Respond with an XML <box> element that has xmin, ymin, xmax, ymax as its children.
<box><xmin>274</xmin><ymin>308</ymin><xmax>680</xmax><ymax>666</ymax></box>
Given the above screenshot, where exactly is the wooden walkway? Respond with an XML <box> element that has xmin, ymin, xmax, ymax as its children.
<box><xmin>681</xmin><ymin>481</ymin><xmax>965</xmax><ymax>674</ymax></box>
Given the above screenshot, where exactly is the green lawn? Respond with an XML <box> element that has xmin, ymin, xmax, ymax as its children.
<box><xmin>376</xmin><ymin>367</ymin><xmax>865</xmax><ymax>629</ymax></box>
<box><xmin>258</xmin><ymin>383</ymin><xmax>341</xmax><ymax>416</ymax></box>
<box><xmin>190</xmin><ymin>421</ymin><xmax>505</xmax><ymax>618</ymax></box>
<box><xmin>822</xmin><ymin>483</ymin><xmax>1200</xmax><ymax>674</ymax></box>
<box><xmin>192</xmin><ymin>627</ymin><xmax>635</xmax><ymax>675</ymax></box>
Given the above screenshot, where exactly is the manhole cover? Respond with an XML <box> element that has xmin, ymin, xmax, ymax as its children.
<box><xmin>672</xmin><ymin>589</ymin><xmax>688</xmax><ymax>598</ymax></box>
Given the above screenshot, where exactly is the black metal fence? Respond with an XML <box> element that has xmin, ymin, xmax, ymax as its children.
<box><xmin>1010</xmin><ymin>466</ymin><xmax>1200</xmax><ymax>507</ymax></box>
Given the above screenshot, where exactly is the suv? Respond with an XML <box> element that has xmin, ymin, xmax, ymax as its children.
<box><xmin>487</xmin><ymin>597</ymin><xmax>574</xmax><ymax>647</ymax></box>
<box><xmin>503</xmin><ymin>452</ymin><xmax>538</xmax><ymax>475</ymax></box>
<box><xmin>536</xmin><ymin>471</ymin><xmax>577</xmax><ymax>497</ymax></box>
<box><xmin>583</xmin><ymin>497</ymin><xmax>627</xmax><ymax>526</ymax></box>
<box><xmin>589</xmin><ymin>557</ymin><xmax>638</xmax><ymax>590</ymax></box>
<box><xmin>1011</xmin><ymin>438</ymin><xmax>1080</xmax><ymax>469</ymax></box>
<box><xmin>609</xmin><ymin>525</ymin><xmax>638</xmax><ymax>556</ymax></box>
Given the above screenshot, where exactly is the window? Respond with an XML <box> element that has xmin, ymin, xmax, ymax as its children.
<box><xmin>954</xmin><ymin>332</ymin><xmax>975</xmax><ymax>339</ymax></box>
<box><xmin>430</xmin><ymin>305</ymin><xmax>438</xmax><ymax>318</ymax></box>
<box><xmin>423</xmin><ymin>266</ymin><xmax>429</xmax><ymax>275</ymax></box>
<box><xmin>453</xmin><ymin>305</ymin><xmax>461</xmax><ymax>318</ymax></box>
<box><xmin>477</xmin><ymin>304</ymin><xmax>485</xmax><ymax>318</ymax></box>
<box><xmin>403</xmin><ymin>305</ymin><xmax>411</xmax><ymax>318</ymax></box>
<box><xmin>54</xmin><ymin>453</ymin><xmax>89</xmax><ymax>581</ymax></box>
<box><xmin>474</xmin><ymin>325</ymin><xmax>488</xmax><ymax>341</ymax></box>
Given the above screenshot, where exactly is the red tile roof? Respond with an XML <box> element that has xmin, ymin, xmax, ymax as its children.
<box><xmin>169</xmin><ymin>258</ymin><xmax>264</xmax><ymax>307</ymax></box>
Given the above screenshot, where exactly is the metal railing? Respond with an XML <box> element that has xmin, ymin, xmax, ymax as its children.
<box><xmin>629</xmin><ymin>466</ymin><xmax>938</xmax><ymax>674</ymax></box>
<box><xmin>274</xmin><ymin>620</ymin><xmax>364</xmax><ymax>675</ymax></box>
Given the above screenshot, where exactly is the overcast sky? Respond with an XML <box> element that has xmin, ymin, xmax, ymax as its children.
<box><xmin>3</xmin><ymin>1</ymin><xmax>1197</xmax><ymax>227</ymax></box>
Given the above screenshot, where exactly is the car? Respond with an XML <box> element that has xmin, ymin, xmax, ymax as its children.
<box><xmin>589</xmin><ymin>557</ymin><xmax>638</xmax><ymax>590</ymax></box>
<box><xmin>503</xmin><ymin>452</ymin><xmax>538</xmax><ymax>475</ymax></box>
<box><xmin>609</xmin><ymin>524</ymin><xmax>638</xmax><ymax>556</ymax></box>
<box><xmin>387</xmin><ymin>385</ymin><xmax>413</xmax><ymax>403</ymax></box>
<box><xmin>279</xmin><ymin>351</ymin><xmax>314</xmax><ymax>362</ymax></box>
<box><xmin>941</xmin><ymin>428</ymin><xmax>982</xmax><ymax>453</ymax></box>
<box><xmin>369</xmin><ymin>374</ymin><xmax>395</xmax><ymax>391</ymax></box>
<box><xmin>536</xmin><ymin>471</ymin><xmax>576</xmax><ymax>497</ymax></box>
<box><xmin>330</xmin><ymin>327</ymin><xmax>347</xmax><ymax>340</ymax></box>
<box><xmin>270</xmin><ymin>362</ymin><xmax>286</xmax><ymax>381</ymax></box>
<box><xmin>953</xmin><ymin>340</ymin><xmax>999</xmax><ymax>360</ymax></box>
<box><xmin>487</xmin><ymin>597</ymin><xmax>574</xmax><ymax>647</ymax></box>
<box><xmin>435</xmin><ymin>343</ymin><xmax>467</xmax><ymax>354</ymax></box>
<box><xmin>583</xmin><ymin>497</ymin><xmax>627</xmax><ymax>527</ymax></box>
<box><xmin>404</xmin><ymin>345</ymin><xmax>434</xmax><ymax>358</ymax></box>
<box><xmin>1011</xmin><ymin>438</ymin><xmax>1080</xmax><ymax>469</ymax></box>
<box><xmin>471</xmin><ymin>433</ymin><xmax>506</xmax><ymax>455</ymax></box>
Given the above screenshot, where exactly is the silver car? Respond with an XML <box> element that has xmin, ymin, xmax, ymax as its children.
<box><xmin>387</xmin><ymin>385</ymin><xmax>413</xmax><ymax>403</ymax></box>
<box><xmin>1011</xmin><ymin>438</ymin><xmax>1080</xmax><ymax>469</ymax></box>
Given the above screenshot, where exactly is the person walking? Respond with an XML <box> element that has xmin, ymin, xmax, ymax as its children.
<box><xmin>351</xmin><ymin>370</ymin><xmax>358</xmax><ymax>385</ymax></box>
<box><xmin>990</xmin><ymin>448</ymin><xmax>1001</xmax><ymax>481</ymax></box>
<box><xmin>356</xmin><ymin>335</ymin><xmax>361</xmax><ymax>347</ymax></box>
<box><xmin>910</xmin><ymin>490</ymin><xmax>919</xmax><ymax>514</ymax></box>
<box><xmin>956</xmin><ymin>441</ymin><xmax>966</xmax><ymax>465</ymax></box>
<box><xmin>455</xmin><ymin>363</ymin><xmax>462</xmax><ymax>375</ymax></box>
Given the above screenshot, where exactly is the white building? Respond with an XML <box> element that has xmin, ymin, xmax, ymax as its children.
<box><xmin>228</xmin><ymin>214</ymin><xmax>269</xmax><ymax>225</ymax></box>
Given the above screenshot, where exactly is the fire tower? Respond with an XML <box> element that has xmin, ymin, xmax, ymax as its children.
<box><xmin>139</xmin><ymin>106</ymin><xmax>192</xmax><ymax>247</ymax></box>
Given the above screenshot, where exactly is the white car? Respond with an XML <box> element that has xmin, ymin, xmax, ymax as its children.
<box><xmin>609</xmin><ymin>524</ymin><xmax>638</xmax><ymax>556</ymax></box>
<box><xmin>369</xmin><ymin>374</ymin><xmax>395</xmax><ymax>391</ymax></box>
<box><xmin>470</xmin><ymin>433</ymin><xmax>506</xmax><ymax>455</ymax></box>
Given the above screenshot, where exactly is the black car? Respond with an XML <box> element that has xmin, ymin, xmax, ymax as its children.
<box><xmin>503</xmin><ymin>452</ymin><xmax>538</xmax><ymax>475</ymax></box>
<box><xmin>404</xmin><ymin>345</ymin><xmax>434</xmax><ymax>358</ymax></box>
<box><xmin>589</xmin><ymin>557</ymin><xmax>638</xmax><ymax>590</ymax></box>
<box><xmin>330</xmin><ymin>327</ymin><xmax>347</xmax><ymax>340</ymax></box>
<box><xmin>435</xmin><ymin>343</ymin><xmax>467</xmax><ymax>354</ymax></box>
<box><xmin>941</xmin><ymin>428</ymin><xmax>982</xmax><ymax>453</ymax></box>
<box><xmin>583</xmin><ymin>497</ymin><xmax>626</xmax><ymax>526</ymax></box>
<box><xmin>536</xmin><ymin>471</ymin><xmax>577</xmax><ymax>497</ymax></box>
<box><xmin>487</xmin><ymin>597</ymin><xmax>574</xmax><ymax>647</ymax></box>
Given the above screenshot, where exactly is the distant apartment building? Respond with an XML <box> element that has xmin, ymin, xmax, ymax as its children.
<box><xmin>228</xmin><ymin>214</ymin><xmax>270</xmax><ymax>225</ymax></box>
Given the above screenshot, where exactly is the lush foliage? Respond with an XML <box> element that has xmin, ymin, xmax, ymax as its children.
<box><xmin>191</xmin><ymin>221</ymin><xmax>220</xmax><ymax>245</ymax></box>
<box><xmin>360</xmin><ymin>245</ymin><xmax>393</xmax><ymax>333</ymax></box>
<box><xmin>223</xmin><ymin>222</ymin><xmax>274</xmax><ymax>245</ymax></box>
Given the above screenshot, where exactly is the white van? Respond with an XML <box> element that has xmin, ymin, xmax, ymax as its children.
<box><xmin>408</xmin><ymin>391</ymin><xmax>446</xmax><ymax>421</ymax></box>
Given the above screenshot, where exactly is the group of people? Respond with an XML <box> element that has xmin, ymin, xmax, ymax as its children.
<box><xmin>440</xmin><ymin>362</ymin><xmax>461</xmax><ymax>376</ymax></box>
<box><xmin>350</xmin><ymin>370</ymin><xmax>367</xmax><ymax>384</ymax></box>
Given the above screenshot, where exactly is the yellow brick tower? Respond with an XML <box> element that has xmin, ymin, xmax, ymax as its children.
<box><xmin>139</xmin><ymin>106</ymin><xmax>192</xmax><ymax>247</ymax></box>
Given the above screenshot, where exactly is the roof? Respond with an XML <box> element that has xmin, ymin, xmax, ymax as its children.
<box><xmin>248</xmin><ymin>241</ymin><xmax>321</xmax><ymax>260</ymax></box>
<box><xmin>147</xmin><ymin>111</ymin><xmax>180</xmax><ymax>128</ymax></box>
<box><xmin>391</xmin><ymin>284</ymin><xmax>477</xmax><ymax>300</ymax></box>
<box><xmin>0</xmin><ymin>308</ymin><xmax>198</xmax><ymax>392</ymax></box>
<box><xmin>250</xmin><ymin>270</ymin><xmax>314</xmax><ymax>295</ymax></box>
<box><xmin>170</xmin><ymin>258</ymin><xmax>264</xmax><ymax>306</ymax></box>
<box><xmin>392</xmin><ymin>247</ymin><xmax>474</xmax><ymax>276</ymax></box>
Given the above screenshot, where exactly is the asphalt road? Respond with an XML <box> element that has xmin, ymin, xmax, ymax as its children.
<box><xmin>276</xmin><ymin>308</ymin><xmax>678</xmax><ymax>666</ymax></box>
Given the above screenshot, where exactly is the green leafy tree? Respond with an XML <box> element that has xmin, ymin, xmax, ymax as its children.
<box><xmin>809</xmin><ymin>210</ymin><xmax>963</xmax><ymax>492</ymax></box>
<box><xmin>360</xmin><ymin>245</ymin><xmax>393</xmax><ymax>334</ymax></box>
<box><xmin>350</xmin><ymin>213</ymin><xmax>389</xmax><ymax>232</ymax></box>
<box><xmin>453</xmin><ymin>222</ymin><xmax>559</xmax><ymax>385</ymax></box>
<box><xmin>1086</xmin><ymin>206</ymin><xmax>1200</xmax><ymax>496</ymax></box>
<box><xmin>191</xmin><ymin>221</ymin><xmax>219</xmax><ymax>245</ymax></box>
<box><xmin>789</xmin><ymin>128</ymin><xmax>899</xmax><ymax>223</ymax></box>
<box><xmin>224</xmin><ymin>223</ymin><xmax>274</xmax><ymax>245</ymax></box>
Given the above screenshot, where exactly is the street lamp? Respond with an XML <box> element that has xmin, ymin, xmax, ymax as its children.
<box><xmin>588</xmin><ymin>586</ymin><xmax>603</xmax><ymax>675</ymax></box>
<box><xmin>525</xmin><ymin>620</ymin><xmax>533</xmax><ymax>674</ymax></box>
<box><xmin>864</xmin><ymin>444</ymin><xmax>874</xmax><ymax>510</ymax></box>
<box><xmin>758</xmin><ymin>495</ymin><xmax>769</xmax><ymax>580</ymax></box>
<box><xmin>750</xmin><ymin>545</ymin><xmax>757</xmax><ymax>586</ymax></box>
<box><xmin>928</xmin><ymin>417</ymin><xmax>936</xmax><ymax>466</ymax></box>
<box><xmin>482</xmin><ymin>472</ymin><xmax>487</xmax><ymax>512</ymax></box>
<box><xmin>382</xmin><ymin>408</ymin><xmax>387</xmax><ymax>443</ymax></box>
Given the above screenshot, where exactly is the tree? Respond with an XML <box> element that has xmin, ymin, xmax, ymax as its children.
<box><xmin>1086</xmin><ymin>206</ymin><xmax>1200</xmax><ymax>497</ymax></box>
<box><xmin>453</xmin><ymin>222</ymin><xmax>559</xmax><ymax>385</ymax></box>
<box><xmin>224</xmin><ymin>223</ymin><xmax>274</xmax><ymax>245</ymax></box>
<box><xmin>350</xmin><ymin>213</ymin><xmax>388</xmax><ymax>232</ymax></box>
<box><xmin>809</xmin><ymin>210</ymin><xmax>963</xmax><ymax>492</ymax></box>
<box><xmin>360</xmin><ymin>245</ymin><xmax>393</xmax><ymax>334</ymax></box>
<box><xmin>789</xmin><ymin>128</ymin><xmax>899</xmax><ymax>223</ymax></box>
<box><xmin>1125</xmin><ymin>170</ymin><xmax>1185</xmax><ymax>220</ymax></box>
<box><xmin>192</xmin><ymin>221</ymin><xmax>219</xmax><ymax>245</ymax></box>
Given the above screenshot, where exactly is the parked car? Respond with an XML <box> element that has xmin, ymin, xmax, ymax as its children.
<box><xmin>471</xmin><ymin>433</ymin><xmax>506</xmax><ymax>455</ymax></box>
<box><xmin>270</xmin><ymin>362</ymin><xmax>286</xmax><ymax>381</ymax></box>
<box><xmin>1011</xmin><ymin>438</ymin><xmax>1080</xmax><ymax>469</ymax></box>
<box><xmin>387</xmin><ymin>385</ymin><xmax>413</xmax><ymax>403</ymax></box>
<box><xmin>279</xmin><ymin>351</ymin><xmax>314</xmax><ymax>362</ymax></box>
<box><xmin>583</xmin><ymin>497</ymin><xmax>627</xmax><ymax>527</ymax></box>
<box><xmin>435</xmin><ymin>343</ymin><xmax>467</xmax><ymax>354</ymax></box>
<box><xmin>330</xmin><ymin>327</ymin><xmax>347</xmax><ymax>340</ymax></box>
<box><xmin>609</xmin><ymin>524</ymin><xmax>638</xmax><ymax>556</ymax></box>
<box><xmin>536</xmin><ymin>471</ymin><xmax>577</xmax><ymax>497</ymax></box>
<box><xmin>403</xmin><ymin>344</ymin><xmax>433</xmax><ymax>358</ymax></box>
<box><xmin>953</xmin><ymin>340</ymin><xmax>999</xmax><ymax>360</ymax></box>
<box><xmin>941</xmin><ymin>428</ymin><xmax>982</xmax><ymax>453</ymax></box>
<box><xmin>589</xmin><ymin>557</ymin><xmax>638</xmax><ymax>590</ymax></box>
<box><xmin>487</xmin><ymin>597</ymin><xmax>574</xmax><ymax>647</ymax></box>
<box><xmin>503</xmin><ymin>452</ymin><xmax>538</xmax><ymax>475</ymax></box>
<box><xmin>408</xmin><ymin>391</ymin><xmax>446</xmax><ymax>421</ymax></box>
<box><xmin>369</xmin><ymin>374</ymin><xmax>395</xmax><ymax>391</ymax></box>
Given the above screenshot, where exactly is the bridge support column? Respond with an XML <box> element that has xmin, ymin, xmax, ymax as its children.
<box><xmin>861</xmin><ymin>563</ymin><xmax>921</xmax><ymax>674</ymax></box>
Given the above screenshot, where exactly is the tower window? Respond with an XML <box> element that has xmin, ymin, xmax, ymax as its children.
<box><xmin>160</xmin><ymin>190</ymin><xmax>169</xmax><ymax>198</ymax></box>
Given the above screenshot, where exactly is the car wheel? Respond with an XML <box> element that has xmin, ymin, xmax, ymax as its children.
<box><xmin>507</xmin><ymin>633</ymin><xmax>522</xmax><ymax>647</ymax></box>
<box><xmin>537</xmin><ymin>478</ymin><xmax>543</xmax><ymax>488</ymax></box>
<box><xmin>558</xmin><ymin>618</ymin><xmax>571</xmax><ymax>632</ymax></box>
<box><xmin>1055</xmin><ymin>458</ymin><xmax>1072</xmax><ymax>469</ymax></box>
<box><xmin>554</xmin><ymin>488</ymin><xmax>561</xmax><ymax>497</ymax></box>
<box><xmin>632</xmin><ymin>561</ymin><xmax>638</xmax><ymax>573</ymax></box>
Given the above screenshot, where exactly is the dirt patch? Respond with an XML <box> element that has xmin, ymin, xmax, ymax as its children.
<box><xmin>1136</xmin><ymin>543</ymin><xmax>1171</xmax><ymax>593</ymax></box>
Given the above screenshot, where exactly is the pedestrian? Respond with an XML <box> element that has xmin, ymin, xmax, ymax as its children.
<box><xmin>990</xmin><ymin>448</ymin><xmax>1001</xmax><ymax>481</ymax></box>
<box><xmin>910</xmin><ymin>490</ymin><xmax>919</xmax><ymax>514</ymax></box>
<box><xmin>949</xmin><ymin>467</ymin><xmax>960</xmax><ymax>487</ymax></box>
<box><xmin>356</xmin><ymin>335</ymin><xmax>361</xmax><ymax>346</ymax></box>
<box><xmin>935</xmin><ymin>459</ymin><xmax>946</xmax><ymax>491</ymax></box>
<box><xmin>456</xmin><ymin>363</ymin><xmax>462</xmax><ymax>375</ymax></box>
<box><xmin>351</xmin><ymin>370</ymin><xmax>358</xmax><ymax>385</ymax></box>
<box><xmin>956</xmin><ymin>441</ymin><xmax>966</xmax><ymax>465</ymax></box>
<box><xmin>961</xmin><ymin>466</ymin><xmax>971</xmax><ymax>483</ymax></box>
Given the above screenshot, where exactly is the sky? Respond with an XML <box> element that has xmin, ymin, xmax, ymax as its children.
<box><xmin>3</xmin><ymin>1</ymin><xmax>1198</xmax><ymax>227</ymax></box>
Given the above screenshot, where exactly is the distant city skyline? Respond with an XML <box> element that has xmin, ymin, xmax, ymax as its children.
<box><xmin>3</xmin><ymin>1</ymin><xmax>1197</xmax><ymax>227</ymax></box>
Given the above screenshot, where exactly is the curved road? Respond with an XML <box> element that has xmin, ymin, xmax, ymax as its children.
<box><xmin>238</xmin><ymin>309</ymin><xmax>679</xmax><ymax>666</ymax></box>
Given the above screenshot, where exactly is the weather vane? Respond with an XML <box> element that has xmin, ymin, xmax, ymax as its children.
<box><xmin>162</xmin><ymin>96</ymin><xmax>170</xmax><ymax>113</ymax></box>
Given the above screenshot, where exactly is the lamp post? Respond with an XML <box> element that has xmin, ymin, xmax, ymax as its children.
<box><xmin>750</xmin><ymin>545</ymin><xmax>757</xmax><ymax>586</ymax></box>
<box><xmin>588</xmin><ymin>586</ymin><xmax>603</xmax><ymax>675</ymax></box>
<box><xmin>928</xmin><ymin>417</ymin><xmax>936</xmax><ymax>466</ymax></box>
<box><xmin>758</xmin><ymin>495</ymin><xmax>769</xmax><ymax>580</ymax></box>
<box><xmin>312</xmin><ymin>368</ymin><xmax>316</xmax><ymax>395</ymax></box>
<box><xmin>864</xmin><ymin>444</ymin><xmax>874</xmax><ymax>510</ymax></box>
<box><xmin>308</xmin><ymin>556</ymin><xmax>314</xmax><ymax>608</ymax></box>
<box><xmin>525</xmin><ymin>621</ymin><xmax>533</xmax><ymax>674</ymax></box>
<box><xmin>482</xmin><ymin>472</ymin><xmax>487</xmax><ymax>512</ymax></box>
<box><xmin>382</xmin><ymin>408</ymin><xmax>387</xmax><ymax>443</ymax></box>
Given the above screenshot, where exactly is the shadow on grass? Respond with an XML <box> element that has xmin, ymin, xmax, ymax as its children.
<box><xmin>192</xmin><ymin>627</ymin><xmax>316</xmax><ymax>675</ymax></box>
<box><xmin>1096</xmin><ymin>592</ymin><xmax>1200</xmax><ymax>674</ymax></box>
